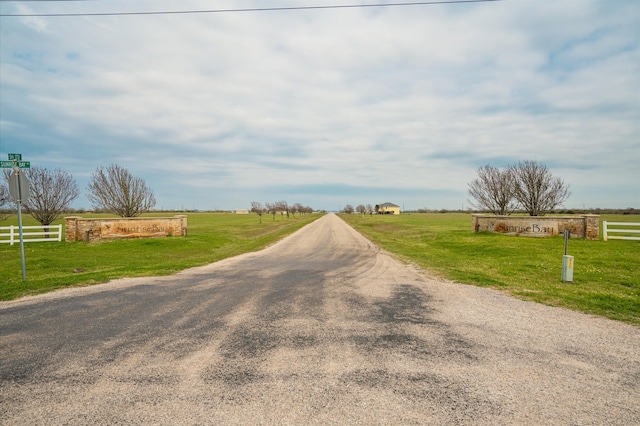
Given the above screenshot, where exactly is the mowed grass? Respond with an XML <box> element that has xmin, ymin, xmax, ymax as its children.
<box><xmin>340</xmin><ymin>213</ymin><xmax>639</xmax><ymax>325</ymax></box>
<box><xmin>0</xmin><ymin>212</ymin><xmax>322</xmax><ymax>300</ymax></box>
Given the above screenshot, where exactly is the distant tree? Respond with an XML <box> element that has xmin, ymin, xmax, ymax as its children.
<box><xmin>17</xmin><ymin>167</ymin><xmax>80</xmax><ymax>236</ymax></box>
<box><xmin>343</xmin><ymin>204</ymin><xmax>354</xmax><ymax>214</ymax></box>
<box><xmin>87</xmin><ymin>164</ymin><xmax>156</xmax><ymax>217</ymax></box>
<box><xmin>250</xmin><ymin>201</ymin><xmax>266</xmax><ymax>223</ymax></box>
<box><xmin>275</xmin><ymin>200</ymin><xmax>289</xmax><ymax>219</ymax></box>
<box><xmin>366</xmin><ymin>204</ymin><xmax>373</xmax><ymax>215</ymax></box>
<box><xmin>265</xmin><ymin>202</ymin><xmax>277</xmax><ymax>221</ymax></box>
<box><xmin>291</xmin><ymin>202</ymin><xmax>304</xmax><ymax>217</ymax></box>
<box><xmin>468</xmin><ymin>165</ymin><xmax>518</xmax><ymax>215</ymax></box>
<box><xmin>509</xmin><ymin>160</ymin><xmax>571</xmax><ymax>216</ymax></box>
<box><xmin>356</xmin><ymin>204</ymin><xmax>366</xmax><ymax>216</ymax></box>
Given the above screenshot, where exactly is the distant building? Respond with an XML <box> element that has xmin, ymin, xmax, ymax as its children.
<box><xmin>377</xmin><ymin>202</ymin><xmax>400</xmax><ymax>215</ymax></box>
<box><xmin>235</xmin><ymin>209</ymin><xmax>249</xmax><ymax>214</ymax></box>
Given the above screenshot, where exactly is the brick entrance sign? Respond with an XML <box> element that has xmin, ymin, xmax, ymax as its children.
<box><xmin>472</xmin><ymin>214</ymin><xmax>599</xmax><ymax>240</ymax></box>
<box><xmin>64</xmin><ymin>215</ymin><xmax>188</xmax><ymax>242</ymax></box>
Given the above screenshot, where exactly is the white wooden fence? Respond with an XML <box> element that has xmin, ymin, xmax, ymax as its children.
<box><xmin>0</xmin><ymin>224</ymin><xmax>63</xmax><ymax>245</ymax></box>
<box><xmin>602</xmin><ymin>221</ymin><xmax>640</xmax><ymax>241</ymax></box>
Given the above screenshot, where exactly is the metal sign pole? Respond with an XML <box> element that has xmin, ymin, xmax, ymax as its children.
<box><xmin>13</xmin><ymin>168</ymin><xmax>27</xmax><ymax>281</ymax></box>
<box><xmin>16</xmin><ymin>197</ymin><xmax>27</xmax><ymax>281</ymax></box>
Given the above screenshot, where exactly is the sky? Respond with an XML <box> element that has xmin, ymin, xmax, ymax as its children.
<box><xmin>1</xmin><ymin>0</ymin><xmax>638</xmax><ymax>212</ymax></box>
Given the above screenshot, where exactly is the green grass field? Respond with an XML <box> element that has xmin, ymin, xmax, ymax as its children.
<box><xmin>2</xmin><ymin>211</ymin><xmax>638</xmax><ymax>325</ymax></box>
<box><xmin>340</xmin><ymin>213</ymin><xmax>639</xmax><ymax>325</ymax></box>
<box><xmin>0</xmin><ymin>212</ymin><xmax>321</xmax><ymax>300</ymax></box>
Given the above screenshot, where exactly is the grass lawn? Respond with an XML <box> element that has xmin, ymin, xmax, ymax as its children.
<box><xmin>0</xmin><ymin>212</ymin><xmax>322</xmax><ymax>300</ymax></box>
<box><xmin>2</xmin><ymin>211</ymin><xmax>638</xmax><ymax>325</ymax></box>
<box><xmin>340</xmin><ymin>213</ymin><xmax>640</xmax><ymax>325</ymax></box>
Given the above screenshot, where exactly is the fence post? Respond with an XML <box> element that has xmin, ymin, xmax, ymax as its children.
<box><xmin>603</xmin><ymin>221</ymin><xmax>608</xmax><ymax>241</ymax></box>
<box><xmin>10</xmin><ymin>225</ymin><xmax>15</xmax><ymax>246</ymax></box>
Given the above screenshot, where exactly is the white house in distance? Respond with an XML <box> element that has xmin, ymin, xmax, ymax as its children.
<box><xmin>376</xmin><ymin>202</ymin><xmax>401</xmax><ymax>215</ymax></box>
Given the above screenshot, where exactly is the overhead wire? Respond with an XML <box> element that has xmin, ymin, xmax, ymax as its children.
<box><xmin>0</xmin><ymin>0</ymin><xmax>503</xmax><ymax>17</ymax></box>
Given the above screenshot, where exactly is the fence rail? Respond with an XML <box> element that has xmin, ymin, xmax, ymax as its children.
<box><xmin>602</xmin><ymin>221</ymin><xmax>640</xmax><ymax>241</ymax></box>
<box><xmin>0</xmin><ymin>224</ymin><xmax>63</xmax><ymax>245</ymax></box>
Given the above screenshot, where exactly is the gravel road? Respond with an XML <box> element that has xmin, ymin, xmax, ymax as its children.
<box><xmin>1</xmin><ymin>213</ymin><xmax>638</xmax><ymax>425</ymax></box>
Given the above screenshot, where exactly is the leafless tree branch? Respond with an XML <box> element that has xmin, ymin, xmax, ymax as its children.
<box><xmin>87</xmin><ymin>164</ymin><xmax>156</xmax><ymax>217</ymax></box>
<box><xmin>21</xmin><ymin>167</ymin><xmax>80</xmax><ymax>229</ymax></box>
<box><xmin>468</xmin><ymin>165</ymin><xmax>518</xmax><ymax>215</ymax></box>
<box><xmin>509</xmin><ymin>160</ymin><xmax>571</xmax><ymax>216</ymax></box>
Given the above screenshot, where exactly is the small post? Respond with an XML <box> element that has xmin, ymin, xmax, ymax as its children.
<box><xmin>562</xmin><ymin>229</ymin><xmax>574</xmax><ymax>282</ymax></box>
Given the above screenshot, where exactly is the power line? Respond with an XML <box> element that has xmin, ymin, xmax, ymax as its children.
<box><xmin>0</xmin><ymin>0</ymin><xmax>503</xmax><ymax>17</ymax></box>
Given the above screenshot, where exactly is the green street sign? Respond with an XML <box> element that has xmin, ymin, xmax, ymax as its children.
<box><xmin>0</xmin><ymin>160</ymin><xmax>30</xmax><ymax>168</ymax></box>
<box><xmin>8</xmin><ymin>153</ymin><xmax>22</xmax><ymax>161</ymax></box>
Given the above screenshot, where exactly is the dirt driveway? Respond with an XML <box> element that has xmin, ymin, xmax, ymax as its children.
<box><xmin>1</xmin><ymin>213</ymin><xmax>638</xmax><ymax>425</ymax></box>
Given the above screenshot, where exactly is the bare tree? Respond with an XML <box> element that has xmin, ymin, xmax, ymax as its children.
<box><xmin>365</xmin><ymin>204</ymin><xmax>373</xmax><ymax>216</ymax></box>
<box><xmin>291</xmin><ymin>202</ymin><xmax>304</xmax><ymax>217</ymax></box>
<box><xmin>509</xmin><ymin>160</ymin><xmax>571</xmax><ymax>216</ymax></box>
<box><xmin>19</xmin><ymin>167</ymin><xmax>80</xmax><ymax>234</ymax></box>
<box><xmin>274</xmin><ymin>200</ymin><xmax>289</xmax><ymax>219</ymax></box>
<box><xmin>250</xmin><ymin>201</ymin><xmax>266</xmax><ymax>223</ymax></box>
<box><xmin>0</xmin><ymin>180</ymin><xmax>9</xmax><ymax>207</ymax></box>
<box><xmin>0</xmin><ymin>178</ymin><xmax>12</xmax><ymax>220</ymax></box>
<box><xmin>87</xmin><ymin>164</ymin><xmax>156</xmax><ymax>217</ymax></box>
<box><xmin>265</xmin><ymin>202</ymin><xmax>277</xmax><ymax>221</ymax></box>
<box><xmin>343</xmin><ymin>204</ymin><xmax>354</xmax><ymax>214</ymax></box>
<box><xmin>356</xmin><ymin>204</ymin><xmax>366</xmax><ymax>216</ymax></box>
<box><xmin>468</xmin><ymin>165</ymin><xmax>518</xmax><ymax>215</ymax></box>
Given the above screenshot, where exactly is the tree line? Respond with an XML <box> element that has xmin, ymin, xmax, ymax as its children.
<box><xmin>0</xmin><ymin>159</ymin><xmax>574</xmax><ymax>231</ymax></box>
<box><xmin>250</xmin><ymin>201</ymin><xmax>314</xmax><ymax>223</ymax></box>
<box><xmin>341</xmin><ymin>204</ymin><xmax>376</xmax><ymax>215</ymax></box>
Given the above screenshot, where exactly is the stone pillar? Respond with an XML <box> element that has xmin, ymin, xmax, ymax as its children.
<box><xmin>175</xmin><ymin>215</ymin><xmax>188</xmax><ymax>237</ymax></box>
<box><xmin>584</xmin><ymin>214</ymin><xmax>600</xmax><ymax>241</ymax></box>
<box><xmin>472</xmin><ymin>214</ymin><xmax>480</xmax><ymax>233</ymax></box>
<box><xmin>64</xmin><ymin>216</ymin><xmax>81</xmax><ymax>242</ymax></box>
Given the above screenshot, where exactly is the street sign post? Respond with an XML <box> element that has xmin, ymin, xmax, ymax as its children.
<box><xmin>0</xmin><ymin>155</ymin><xmax>30</xmax><ymax>170</ymax></box>
<box><xmin>3</xmin><ymin>153</ymin><xmax>30</xmax><ymax>281</ymax></box>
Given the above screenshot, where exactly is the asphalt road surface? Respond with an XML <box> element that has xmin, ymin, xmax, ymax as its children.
<box><xmin>1</xmin><ymin>213</ymin><xmax>639</xmax><ymax>425</ymax></box>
